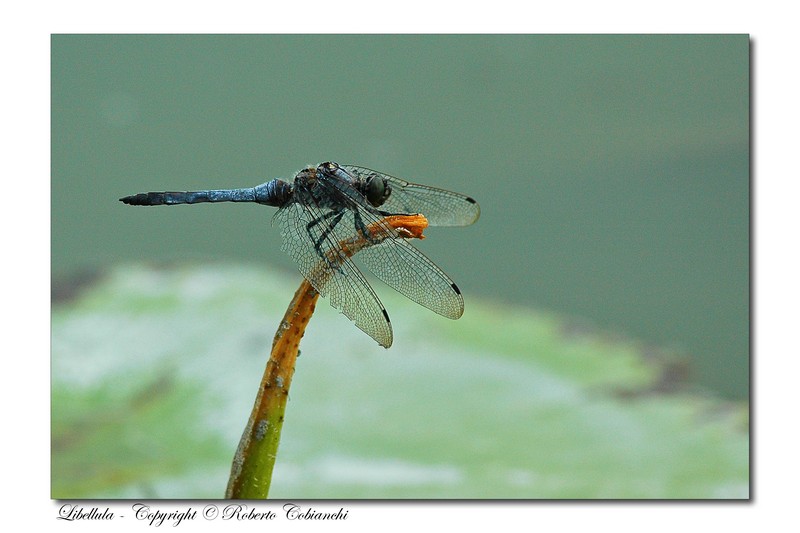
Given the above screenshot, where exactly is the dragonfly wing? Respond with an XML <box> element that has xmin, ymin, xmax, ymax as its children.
<box><xmin>314</xmin><ymin>172</ymin><xmax>465</xmax><ymax>320</ymax></box>
<box><xmin>274</xmin><ymin>201</ymin><xmax>394</xmax><ymax>348</ymax></box>
<box><xmin>342</xmin><ymin>165</ymin><xmax>480</xmax><ymax>227</ymax></box>
<box><xmin>356</xmin><ymin>236</ymin><xmax>465</xmax><ymax>320</ymax></box>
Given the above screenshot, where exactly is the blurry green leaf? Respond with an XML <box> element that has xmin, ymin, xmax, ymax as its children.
<box><xmin>51</xmin><ymin>264</ymin><xmax>748</xmax><ymax>499</ymax></box>
<box><xmin>51</xmin><ymin>374</ymin><xmax>226</xmax><ymax>498</ymax></box>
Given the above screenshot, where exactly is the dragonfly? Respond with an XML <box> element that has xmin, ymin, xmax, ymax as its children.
<box><xmin>120</xmin><ymin>161</ymin><xmax>480</xmax><ymax>348</ymax></box>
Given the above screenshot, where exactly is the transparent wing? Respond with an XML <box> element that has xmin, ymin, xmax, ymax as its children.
<box><xmin>274</xmin><ymin>200</ymin><xmax>394</xmax><ymax>348</ymax></box>
<box><xmin>316</xmin><ymin>171</ymin><xmax>465</xmax><ymax>320</ymax></box>
<box><xmin>356</xmin><ymin>235</ymin><xmax>465</xmax><ymax>320</ymax></box>
<box><xmin>342</xmin><ymin>165</ymin><xmax>481</xmax><ymax>227</ymax></box>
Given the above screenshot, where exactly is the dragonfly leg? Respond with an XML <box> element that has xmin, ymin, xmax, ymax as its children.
<box><xmin>353</xmin><ymin>210</ymin><xmax>384</xmax><ymax>245</ymax></box>
<box><xmin>306</xmin><ymin>208</ymin><xmax>343</xmax><ymax>232</ymax></box>
<box><xmin>307</xmin><ymin>209</ymin><xmax>346</xmax><ymax>266</ymax></box>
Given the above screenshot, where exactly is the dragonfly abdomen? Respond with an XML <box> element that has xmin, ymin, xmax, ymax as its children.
<box><xmin>119</xmin><ymin>179</ymin><xmax>292</xmax><ymax>207</ymax></box>
<box><xmin>253</xmin><ymin>179</ymin><xmax>292</xmax><ymax>207</ymax></box>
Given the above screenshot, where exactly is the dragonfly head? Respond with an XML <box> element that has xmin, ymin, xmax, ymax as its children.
<box><xmin>364</xmin><ymin>173</ymin><xmax>392</xmax><ymax>207</ymax></box>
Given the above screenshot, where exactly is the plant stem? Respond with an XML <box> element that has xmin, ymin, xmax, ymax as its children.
<box><xmin>225</xmin><ymin>279</ymin><xmax>318</xmax><ymax>499</ymax></box>
<box><xmin>225</xmin><ymin>214</ymin><xmax>428</xmax><ymax>499</ymax></box>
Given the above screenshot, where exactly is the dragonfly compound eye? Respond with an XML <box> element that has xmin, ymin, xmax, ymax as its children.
<box><xmin>365</xmin><ymin>175</ymin><xmax>391</xmax><ymax>207</ymax></box>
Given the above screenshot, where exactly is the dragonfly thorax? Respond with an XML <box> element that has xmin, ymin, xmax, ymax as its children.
<box><xmin>300</xmin><ymin>162</ymin><xmax>392</xmax><ymax>210</ymax></box>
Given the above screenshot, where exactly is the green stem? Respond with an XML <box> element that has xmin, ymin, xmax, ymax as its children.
<box><xmin>225</xmin><ymin>281</ymin><xmax>318</xmax><ymax>499</ymax></box>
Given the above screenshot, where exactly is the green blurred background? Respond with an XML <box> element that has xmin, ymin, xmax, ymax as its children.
<box><xmin>52</xmin><ymin>34</ymin><xmax>749</xmax><ymax>399</ymax></box>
